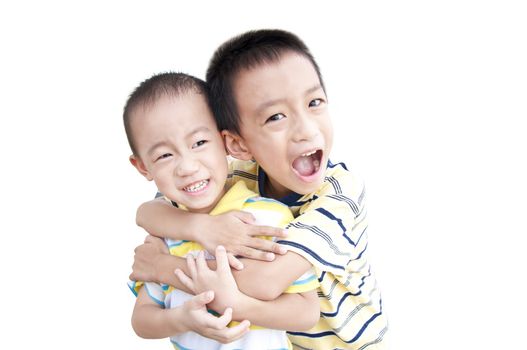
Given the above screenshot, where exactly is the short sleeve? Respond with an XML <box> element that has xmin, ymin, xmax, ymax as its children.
<box><xmin>127</xmin><ymin>280</ymin><xmax>166</xmax><ymax>307</ymax></box>
<box><xmin>242</xmin><ymin>197</ymin><xmax>319</xmax><ymax>293</ymax></box>
<box><xmin>278</xmin><ymin>170</ymin><xmax>369</xmax><ymax>277</ymax></box>
<box><xmin>283</xmin><ymin>267</ymin><xmax>320</xmax><ymax>293</ymax></box>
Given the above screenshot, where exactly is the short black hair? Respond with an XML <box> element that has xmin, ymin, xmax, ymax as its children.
<box><xmin>206</xmin><ymin>29</ymin><xmax>325</xmax><ymax>134</ymax></box>
<box><xmin>123</xmin><ymin>72</ymin><xmax>209</xmax><ymax>156</ymax></box>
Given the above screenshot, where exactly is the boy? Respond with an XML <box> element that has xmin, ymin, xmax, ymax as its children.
<box><xmin>131</xmin><ymin>30</ymin><xmax>388</xmax><ymax>349</ymax></box>
<box><xmin>124</xmin><ymin>72</ymin><xmax>320</xmax><ymax>349</ymax></box>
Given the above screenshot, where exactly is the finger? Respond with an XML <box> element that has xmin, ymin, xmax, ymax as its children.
<box><xmin>175</xmin><ymin>268</ymin><xmax>196</xmax><ymax>292</ymax></box>
<box><xmin>238</xmin><ymin>246</ymin><xmax>276</xmax><ymax>261</ymax></box>
<box><xmin>186</xmin><ymin>255</ymin><xmax>198</xmax><ymax>280</ymax></box>
<box><xmin>231</xmin><ymin>210</ymin><xmax>255</xmax><ymax>224</ymax></box>
<box><xmin>249</xmin><ymin>225</ymin><xmax>288</xmax><ymax>239</ymax></box>
<box><xmin>248</xmin><ymin>237</ymin><xmax>288</xmax><ymax>255</ymax></box>
<box><xmin>227</xmin><ymin>253</ymin><xmax>244</xmax><ymax>270</ymax></box>
<box><xmin>195</xmin><ymin>251</ymin><xmax>209</xmax><ymax>272</ymax></box>
<box><xmin>215</xmin><ymin>319</ymin><xmax>251</xmax><ymax>343</ymax></box>
<box><xmin>186</xmin><ymin>290</ymin><xmax>214</xmax><ymax>309</ymax></box>
<box><xmin>212</xmin><ymin>307</ymin><xmax>233</xmax><ymax>329</ymax></box>
<box><xmin>215</xmin><ymin>246</ymin><xmax>230</xmax><ymax>272</ymax></box>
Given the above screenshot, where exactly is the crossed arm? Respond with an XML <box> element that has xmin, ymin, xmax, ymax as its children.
<box><xmin>132</xmin><ymin>236</ymin><xmax>319</xmax><ymax>332</ymax></box>
<box><xmin>133</xmin><ymin>198</ymin><xmax>315</xmax><ymax>301</ymax></box>
<box><xmin>132</xmin><ymin>287</ymin><xmax>250</xmax><ymax>342</ymax></box>
<box><xmin>131</xmin><ymin>199</ymin><xmax>320</xmax><ymax>334</ymax></box>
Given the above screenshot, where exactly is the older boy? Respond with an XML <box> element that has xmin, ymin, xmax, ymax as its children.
<box><xmin>124</xmin><ymin>72</ymin><xmax>319</xmax><ymax>349</ymax></box>
<box><xmin>131</xmin><ymin>30</ymin><xmax>388</xmax><ymax>349</ymax></box>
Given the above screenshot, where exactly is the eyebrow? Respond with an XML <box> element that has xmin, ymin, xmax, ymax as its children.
<box><xmin>186</xmin><ymin>125</ymin><xmax>212</xmax><ymax>138</ymax></box>
<box><xmin>146</xmin><ymin>126</ymin><xmax>212</xmax><ymax>157</ymax></box>
<box><xmin>146</xmin><ymin>141</ymin><xmax>168</xmax><ymax>158</ymax></box>
<box><xmin>255</xmin><ymin>84</ymin><xmax>324</xmax><ymax>115</ymax></box>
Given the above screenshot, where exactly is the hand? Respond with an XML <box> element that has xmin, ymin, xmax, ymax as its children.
<box><xmin>129</xmin><ymin>235</ymin><xmax>169</xmax><ymax>283</ymax></box>
<box><xmin>200</xmin><ymin>211</ymin><xmax>288</xmax><ymax>266</ymax></box>
<box><xmin>175</xmin><ymin>246</ymin><xmax>241</xmax><ymax>313</ymax></box>
<box><xmin>180</xmin><ymin>290</ymin><xmax>250</xmax><ymax>344</ymax></box>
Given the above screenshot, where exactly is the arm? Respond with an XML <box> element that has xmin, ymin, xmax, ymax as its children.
<box><xmin>176</xmin><ymin>246</ymin><xmax>320</xmax><ymax>331</ymax></box>
<box><xmin>131</xmin><ymin>235</ymin><xmax>312</xmax><ymax>301</ymax></box>
<box><xmin>131</xmin><ymin>286</ymin><xmax>189</xmax><ymax>338</ymax></box>
<box><xmin>131</xmin><ymin>286</ymin><xmax>251</xmax><ymax>343</ymax></box>
<box><xmin>130</xmin><ymin>236</ymin><xmax>311</xmax><ymax>300</ymax></box>
<box><xmin>233</xmin><ymin>290</ymin><xmax>320</xmax><ymax>331</ymax></box>
<box><xmin>136</xmin><ymin>198</ymin><xmax>288</xmax><ymax>262</ymax></box>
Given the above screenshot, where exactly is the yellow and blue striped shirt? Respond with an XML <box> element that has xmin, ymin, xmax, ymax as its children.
<box><xmin>129</xmin><ymin>181</ymin><xmax>319</xmax><ymax>350</ymax></box>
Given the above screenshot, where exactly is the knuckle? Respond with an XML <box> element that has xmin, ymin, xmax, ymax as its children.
<box><xmin>242</xmin><ymin>247</ymin><xmax>254</xmax><ymax>258</ymax></box>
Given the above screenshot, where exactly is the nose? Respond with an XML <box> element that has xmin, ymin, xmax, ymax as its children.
<box><xmin>176</xmin><ymin>154</ymin><xmax>199</xmax><ymax>177</ymax></box>
<box><xmin>292</xmin><ymin>112</ymin><xmax>319</xmax><ymax>143</ymax></box>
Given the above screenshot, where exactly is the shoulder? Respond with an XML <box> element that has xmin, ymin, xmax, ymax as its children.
<box><xmin>318</xmin><ymin>161</ymin><xmax>366</xmax><ymax>200</ymax></box>
<box><xmin>244</xmin><ymin>196</ymin><xmax>292</xmax><ymax>215</ymax></box>
<box><xmin>227</xmin><ymin>158</ymin><xmax>259</xmax><ymax>192</ymax></box>
<box><xmin>243</xmin><ymin>196</ymin><xmax>294</xmax><ymax>227</ymax></box>
<box><xmin>228</xmin><ymin>158</ymin><xmax>258</xmax><ymax>177</ymax></box>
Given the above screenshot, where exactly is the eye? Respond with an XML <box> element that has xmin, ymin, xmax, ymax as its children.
<box><xmin>192</xmin><ymin>140</ymin><xmax>208</xmax><ymax>149</ymax></box>
<box><xmin>156</xmin><ymin>153</ymin><xmax>172</xmax><ymax>161</ymax></box>
<box><xmin>265</xmin><ymin>113</ymin><xmax>286</xmax><ymax>123</ymax></box>
<box><xmin>309</xmin><ymin>98</ymin><xmax>324</xmax><ymax>108</ymax></box>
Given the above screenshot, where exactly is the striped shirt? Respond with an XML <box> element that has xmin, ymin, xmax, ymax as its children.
<box><xmin>227</xmin><ymin>160</ymin><xmax>388</xmax><ymax>350</ymax></box>
<box><xmin>129</xmin><ymin>181</ymin><xmax>319</xmax><ymax>350</ymax></box>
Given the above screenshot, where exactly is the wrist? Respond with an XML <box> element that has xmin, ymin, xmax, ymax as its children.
<box><xmin>188</xmin><ymin>212</ymin><xmax>212</xmax><ymax>243</ymax></box>
<box><xmin>229</xmin><ymin>292</ymin><xmax>253</xmax><ymax>321</ymax></box>
<box><xmin>169</xmin><ymin>307</ymin><xmax>190</xmax><ymax>334</ymax></box>
<box><xmin>154</xmin><ymin>253</ymin><xmax>171</xmax><ymax>284</ymax></box>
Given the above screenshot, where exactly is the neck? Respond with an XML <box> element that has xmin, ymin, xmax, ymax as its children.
<box><xmin>264</xmin><ymin>177</ymin><xmax>292</xmax><ymax>199</ymax></box>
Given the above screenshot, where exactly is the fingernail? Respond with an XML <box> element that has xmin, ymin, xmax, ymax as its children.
<box><xmin>217</xmin><ymin>245</ymin><xmax>225</xmax><ymax>251</ymax></box>
<box><xmin>237</xmin><ymin>262</ymin><xmax>244</xmax><ymax>270</ymax></box>
<box><xmin>266</xmin><ymin>253</ymin><xmax>275</xmax><ymax>261</ymax></box>
<box><xmin>278</xmin><ymin>245</ymin><xmax>288</xmax><ymax>254</ymax></box>
<box><xmin>282</xmin><ymin>229</ymin><xmax>288</xmax><ymax>236</ymax></box>
<box><xmin>206</xmin><ymin>291</ymin><xmax>214</xmax><ymax>299</ymax></box>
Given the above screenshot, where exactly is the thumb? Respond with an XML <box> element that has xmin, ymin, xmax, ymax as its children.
<box><xmin>187</xmin><ymin>291</ymin><xmax>214</xmax><ymax>309</ymax></box>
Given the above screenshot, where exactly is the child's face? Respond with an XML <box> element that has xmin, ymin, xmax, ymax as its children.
<box><xmin>230</xmin><ymin>52</ymin><xmax>333</xmax><ymax>197</ymax></box>
<box><xmin>130</xmin><ymin>92</ymin><xmax>228</xmax><ymax>213</ymax></box>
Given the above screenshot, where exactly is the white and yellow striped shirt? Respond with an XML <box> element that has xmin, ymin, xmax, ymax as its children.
<box><xmin>227</xmin><ymin>160</ymin><xmax>388</xmax><ymax>350</ymax></box>
<box><xmin>129</xmin><ymin>181</ymin><xmax>319</xmax><ymax>350</ymax></box>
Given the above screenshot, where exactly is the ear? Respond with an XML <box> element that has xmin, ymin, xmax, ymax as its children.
<box><xmin>129</xmin><ymin>155</ymin><xmax>153</xmax><ymax>181</ymax></box>
<box><xmin>222</xmin><ymin>130</ymin><xmax>253</xmax><ymax>161</ymax></box>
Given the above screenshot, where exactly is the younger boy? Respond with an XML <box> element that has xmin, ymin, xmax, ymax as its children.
<box><xmin>131</xmin><ymin>30</ymin><xmax>389</xmax><ymax>349</ymax></box>
<box><xmin>124</xmin><ymin>72</ymin><xmax>320</xmax><ymax>349</ymax></box>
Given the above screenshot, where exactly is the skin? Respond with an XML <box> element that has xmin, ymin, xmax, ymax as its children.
<box><xmin>223</xmin><ymin>51</ymin><xmax>333</xmax><ymax>198</ymax></box>
<box><xmin>128</xmin><ymin>89</ymin><xmax>320</xmax><ymax>340</ymax></box>
<box><xmin>129</xmin><ymin>92</ymin><xmax>229</xmax><ymax>214</ymax></box>
<box><xmin>133</xmin><ymin>52</ymin><xmax>335</xmax><ymax>303</ymax></box>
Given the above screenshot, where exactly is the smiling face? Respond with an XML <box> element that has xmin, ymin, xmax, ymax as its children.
<box><xmin>130</xmin><ymin>92</ymin><xmax>228</xmax><ymax>213</ymax></box>
<box><xmin>225</xmin><ymin>52</ymin><xmax>333</xmax><ymax>198</ymax></box>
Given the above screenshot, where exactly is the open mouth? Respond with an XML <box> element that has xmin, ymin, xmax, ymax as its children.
<box><xmin>292</xmin><ymin>149</ymin><xmax>323</xmax><ymax>178</ymax></box>
<box><xmin>183</xmin><ymin>179</ymin><xmax>209</xmax><ymax>193</ymax></box>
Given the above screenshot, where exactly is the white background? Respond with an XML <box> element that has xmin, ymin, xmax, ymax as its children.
<box><xmin>1</xmin><ymin>1</ymin><xmax>526</xmax><ymax>349</ymax></box>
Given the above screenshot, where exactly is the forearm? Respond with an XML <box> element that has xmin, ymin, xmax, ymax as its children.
<box><xmin>136</xmin><ymin>199</ymin><xmax>205</xmax><ymax>241</ymax></box>
<box><xmin>232</xmin><ymin>252</ymin><xmax>313</xmax><ymax>300</ymax></box>
<box><xmin>232</xmin><ymin>291</ymin><xmax>320</xmax><ymax>331</ymax></box>
<box><xmin>132</xmin><ymin>303</ymin><xmax>187</xmax><ymax>339</ymax></box>
<box><xmin>155</xmin><ymin>254</ymin><xmax>195</xmax><ymax>293</ymax></box>
<box><xmin>131</xmin><ymin>289</ymin><xmax>188</xmax><ymax>339</ymax></box>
